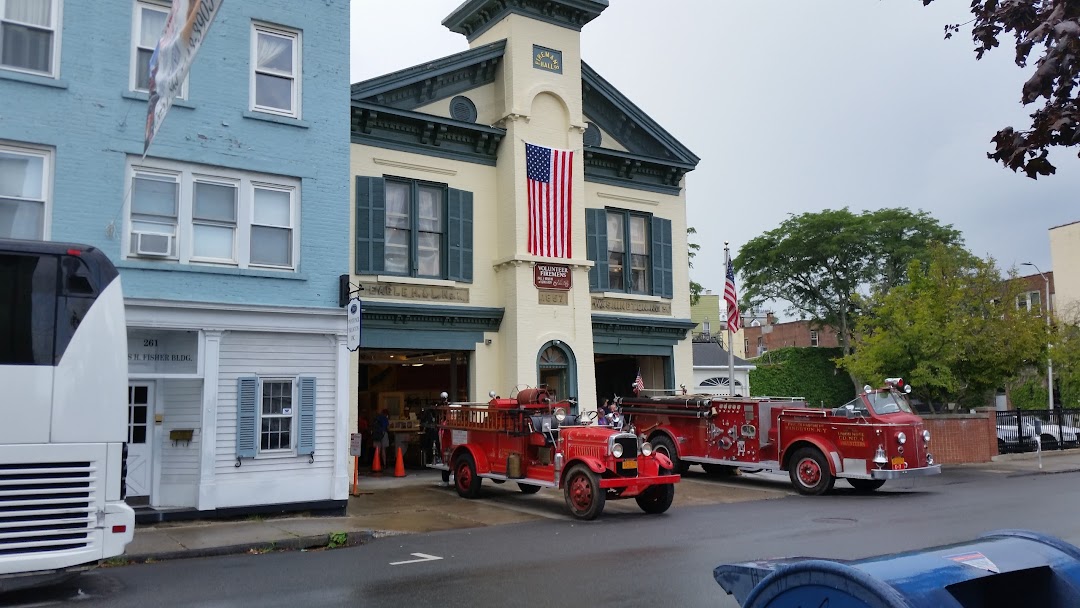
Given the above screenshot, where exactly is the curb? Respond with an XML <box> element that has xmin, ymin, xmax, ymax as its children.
<box><xmin>120</xmin><ymin>530</ymin><xmax>375</xmax><ymax>564</ymax></box>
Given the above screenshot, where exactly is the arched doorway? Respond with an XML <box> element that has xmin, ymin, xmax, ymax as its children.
<box><xmin>537</xmin><ymin>341</ymin><xmax>577</xmax><ymax>410</ymax></box>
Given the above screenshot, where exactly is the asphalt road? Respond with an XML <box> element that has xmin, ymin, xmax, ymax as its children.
<box><xmin>8</xmin><ymin>467</ymin><xmax>1080</xmax><ymax>608</ymax></box>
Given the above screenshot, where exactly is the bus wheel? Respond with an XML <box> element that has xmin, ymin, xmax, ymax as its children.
<box><xmin>454</xmin><ymin>453</ymin><xmax>481</xmax><ymax>498</ymax></box>
<box><xmin>789</xmin><ymin>447</ymin><xmax>834</xmax><ymax>496</ymax></box>
<box><xmin>563</xmin><ymin>464</ymin><xmax>605</xmax><ymax>520</ymax></box>
<box><xmin>848</xmin><ymin>478</ymin><xmax>886</xmax><ymax>492</ymax></box>
<box><xmin>651</xmin><ymin>436</ymin><xmax>689</xmax><ymax>475</ymax></box>
<box><xmin>518</xmin><ymin>483</ymin><xmax>541</xmax><ymax>494</ymax></box>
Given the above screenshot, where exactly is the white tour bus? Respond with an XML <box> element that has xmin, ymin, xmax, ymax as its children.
<box><xmin>0</xmin><ymin>239</ymin><xmax>134</xmax><ymax>591</ymax></box>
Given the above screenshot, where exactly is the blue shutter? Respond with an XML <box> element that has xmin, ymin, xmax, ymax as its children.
<box><xmin>297</xmin><ymin>376</ymin><xmax>316</xmax><ymax>457</ymax></box>
<box><xmin>355</xmin><ymin>176</ymin><xmax>385</xmax><ymax>274</ymax></box>
<box><xmin>651</xmin><ymin>217</ymin><xmax>673</xmax><ymax>299</ymax></box>
<box><xmin>236</xmin><ymin>377</ymin><xmax>258</xmax><ymax>459</ymax></box>
<box><xmin>586</xmin><ymin>208</ymin><xmax>609</xmax><ymax>291</ymax></box>
<box><xmin>447</xmin><ymin>188</ymin><xmax>473</xmax><ymax>282</ymax></box>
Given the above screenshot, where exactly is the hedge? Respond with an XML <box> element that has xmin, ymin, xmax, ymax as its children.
<box><xmin>749</xmin><ymin>347</ymin><xmax>856</xmax><ymax>408</ymax></box>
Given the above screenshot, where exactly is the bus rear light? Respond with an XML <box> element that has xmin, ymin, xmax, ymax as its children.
<box><xmin>112</xmin><ymin>525</ymin><xmax>127</xmax><ymax>534</ymax></box>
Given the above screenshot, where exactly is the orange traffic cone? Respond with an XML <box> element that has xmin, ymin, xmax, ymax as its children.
<box><xmin>371</xmin><ymin>445</ymin><xmax>383</xmax><ymax>473</ymax></box>
<box><xmin>394</xmin><ymin>446</ymin><xmax>406</xmax><ymax>478</ymax></box>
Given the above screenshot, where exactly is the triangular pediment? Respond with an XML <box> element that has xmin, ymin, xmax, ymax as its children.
<box><xmin>581</xmin><ymin>62</ymin><xmax>698</xmax><ymax>167</ymax></box>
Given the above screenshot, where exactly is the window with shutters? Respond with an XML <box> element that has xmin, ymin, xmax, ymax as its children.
<box><xmin>355</xmin><ymin>176</ymin><xmax>473</xmax><ymax>282</ymax></box>
<box><xmin>585</xmin><ymin>207</ymin><xmax>672</xmax><ymax>298</ymax></box>
<box><xmin>236</xmin><ymin>375</ymin><xmax>316</xmax><ymax>460</ymax></box>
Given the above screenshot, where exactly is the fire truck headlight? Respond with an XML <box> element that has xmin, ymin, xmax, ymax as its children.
<box><xmin>612</xmin><ymin>443</ymin><xmax>624</xmax><ymax>458</ymax></box>
<box><xmin>641</xmin><ymin>442</ymin><xmax>654</xmax><ymax>456</ymax></box>
<box><xmin>896</xmin><ymin>432</ymin><xmax>907</xmax><ymax>445</ymax></box>
<box><xmin>554</xmin><ymin>408</ymin><xmax>567</xmax><ymax>422</ymax></box>
<box><xmin>922</xmin><ymin>430</ymin><xmax>931</xmax><ymax>443</ymax></box>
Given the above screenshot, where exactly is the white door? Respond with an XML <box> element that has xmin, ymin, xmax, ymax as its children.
<box><xmin>126</xmin><ymin>383</ymin><xmax>155</xmax><ymax>499</ymax></box>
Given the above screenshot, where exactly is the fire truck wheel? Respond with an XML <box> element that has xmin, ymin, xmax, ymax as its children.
<box><xmin>651</xmin><ymin>436</ymin><xmax>689</xmax><ymax>475</ymax></box>
<box><xmin>454</xmin><ymin>454</ymin><xmax>482</xmax><ymax>499</ymax></box>
<box><xmin>848</xmin><ymin>478</ymin><xmax>886</xmax><ymax>492</ymax></box>
<box><xmin>518</xmin><ymin>483</ymin><xmax>542</xmax><ymax>494</ymax></box>
<box><xmin>635</xmin><ymin>480</ymin><xmax>675</xmax><ymax>514</ymax></box>
<box><xmin>563</xmin><ymin>464</ymin><xmax>605</xmax><ymax>520</ymax></box>
<box><xmin>789</xmin><ymin>447</ymin><xmax>834</xmax><ymax>496</ymax></box>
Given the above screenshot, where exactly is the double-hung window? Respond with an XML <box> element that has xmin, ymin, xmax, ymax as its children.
<box><xmin>251</xmin><ymin>23</ymin><xmax>300</xmax><ymax>118</ymax></box>
<box><xmin>131</xmin><ymin>1</ymin><xmax>188</xmax><ymax>96</ymax></box>
<box><xmin>585</xmin><ymin>207</ymin><xmax>673</xmax><ymax>298</ymax></box>
<box><xmin>127</xmin><ymin>158</ymin><xmax>298</xmax><ymax>269</ymax></box>
<box><xmin>810</xmin><ymin>330</ymin><xmax>819</xmax><ymax>347</ymax></box>
<box><xmin>1</xmin><ymin>0</ymin><xmax>60</xmax><ymax>77</ymax></box>
<box><xmin>236</xmin><ymin>376</ymin><xmax>316</xmax><ymax>459</ymax></box>
<box><xmin>1017</xmin><ymin>291</ymin><xmax>1042</xmax><ymax>314</ymax></box>
<box><xmin>0</xmin><ymin>142</ymin><xmax>51</xmax><ymax>239</ymax></box>
<box><xmin>355</xmin><ymin>176</ymin><xmax>474</xmax><ymax>282</ymax></box>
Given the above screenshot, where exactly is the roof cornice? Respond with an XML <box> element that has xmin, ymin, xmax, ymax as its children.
<box><xmin>351</xmin><ymin>101</ymin><xmax>506</xmax><ymax>166</ymax></box>
<box><xmin>443</xmin><ymin>0</ymin><xmax>609</xmax><ymax>42</ymax></box>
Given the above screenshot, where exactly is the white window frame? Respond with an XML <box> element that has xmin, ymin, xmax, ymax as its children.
<box><xmin>129</xmin><ymin>0</ymin><xmax>188</xmax><ymax>97</ymax></box>
<box><xmin>129</xmin><ymin>167</ymin><xmax>180</xmax><ymax>259</ymax></box>
<box><xmin>190</xmin><ymin>175</ymin><xmax>239</xmax><ymax>264</ymax></box>
<box><xmin>810</xmin><ymin>330</ymin><xmax>819</xmax><ymax>347</ymax></box>
<box><xmin>0</xmin><ymin>0</ymin><xmax>63</xmax><ymax>78</ymax></box>
<box><xmin>125</xmin><ymin>157</ymin><xmax>300</xmax><ymax>270</ymax></box>
<box><xmin>0</xmin><ymin>140</ymin><xmax>52</xmax><ymax>240</ymax></box>
<box><xmin>249</xmin><ymin>22</ymin><xmax>301</xmax><ymax>118</ymax></box>
<box><xmin>1017</xmin><ymin>290</ymin><xmax>1042</xmax><ymax>313</ymax></box>
<box><xmin>250</xmin><ymin>182</ymin><xmax>295</xmax><ymax>269</ymax></box>
<box><xmin>258</xmin><ymin>377</ymin><xmax>296</xmax><ymax>455</ymax></box>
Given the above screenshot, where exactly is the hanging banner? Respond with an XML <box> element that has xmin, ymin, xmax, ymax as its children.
<box><xmin>144</xmin><ymin>0</ymin><xmax>225</xmax><ymax>155</ymax></box>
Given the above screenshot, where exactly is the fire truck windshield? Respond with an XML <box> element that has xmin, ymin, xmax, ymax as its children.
<box><xmin>867</xmin><ymin>391</ymin><xmax>914</xmax><ymax>415</ymax></box>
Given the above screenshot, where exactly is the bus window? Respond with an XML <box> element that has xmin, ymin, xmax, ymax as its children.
<box><xmin>62</xmin><ymin>255</ymin><xmax>96</xmax><ymax>296</ymax></box>
<box><xmin>0</xmin><ymin>252</ymin><xmax>57</xmax><ymax>365</ymax></box>
<box><xmin>55</xmin><ymin>256</ymin><xmax>97</xmax><ymax>364</ymax></box>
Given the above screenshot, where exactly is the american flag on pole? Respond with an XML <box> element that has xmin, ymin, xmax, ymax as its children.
<box><xmin>526</xmin><ymin>142</ymin><xmax>573</xmax><ymax>258</ymax></box>
<box><xmin>725</xmin><ymin>254</ymin><xmax>741</xmax><ymax>333</ymax></box>
<box><xmin>633</xmin><ymin>369</ymin><xmax>645</xmax><ymax>396</ymax></box>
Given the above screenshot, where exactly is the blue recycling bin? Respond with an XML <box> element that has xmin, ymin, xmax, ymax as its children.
<box><xmin>714</xmin><ymin>529</ymin><xmax>1080</xmax><ymax>607</ymax></box>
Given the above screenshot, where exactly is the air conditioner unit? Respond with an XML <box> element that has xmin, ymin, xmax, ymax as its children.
<box><xmin>133</xmin><ymin>231</ymin><xmax>173</xmax><ymax>257</ymax></box>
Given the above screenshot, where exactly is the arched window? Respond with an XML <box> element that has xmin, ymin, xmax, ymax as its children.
<box><xmin>700</xmin><ymin>377</ymin><xmax>743</xmax><ymax>388</ymax></box>
<box><xmin>537</xmin><ymin>341</ymin><xmax>576</xmax><ymax>410</ymax></box>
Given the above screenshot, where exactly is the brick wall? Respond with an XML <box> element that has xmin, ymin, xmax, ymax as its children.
<box><xmin>921</xmin><ymin>408</ymin><xmax>999</xmax><ymax>464</ymax></box>
<box><xmin>742</xmin><ymin>320</ymin><xmax>841</xmax><ymax>358</ymax></box>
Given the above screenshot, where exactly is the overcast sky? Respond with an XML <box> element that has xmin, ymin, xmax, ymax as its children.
<box><xmin>350</xmin><ymin>0</ymin><xmax>1076</xmax><ymax>297</ymax></box>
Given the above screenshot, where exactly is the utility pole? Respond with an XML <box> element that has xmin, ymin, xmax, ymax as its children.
<box><xmin>1023</xmin><ymin>262</ymin><xmax>1054</xmax><ymax>410</ymax></box>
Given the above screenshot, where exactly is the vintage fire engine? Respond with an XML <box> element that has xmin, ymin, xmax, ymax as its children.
<box><xmin>428</xmin><ymin>387</ymin><xmax>680</xmax><ymax>520</ymax></box>
<box><xmin>618</xmin><ymin>378</ymin><xmax>940</xmax><ymax>495</ymax></box>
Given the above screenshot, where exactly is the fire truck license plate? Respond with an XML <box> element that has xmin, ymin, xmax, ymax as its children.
<box><xmin>621</xmin><ymin>460</ymin><xmax>637</xmax><ymax>469</ymax></box>
<box><xmin>891</xmin><ymin>457</ymin><xmax>905</xmax><ymax>470</ymax></box>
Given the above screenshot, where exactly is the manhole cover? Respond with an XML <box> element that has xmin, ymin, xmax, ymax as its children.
<box><xmin>812</xmin><ymin>517</ymin><xmax>857</xmax><ymax>524</ymax></box>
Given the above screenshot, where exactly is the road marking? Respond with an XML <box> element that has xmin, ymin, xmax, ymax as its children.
<box><xmin>390</xmin><ymin>552</ymin><xmax>444</xmax><ymax>565</ymax></box>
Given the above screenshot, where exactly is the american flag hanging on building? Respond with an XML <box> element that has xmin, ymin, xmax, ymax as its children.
<box><xmin>633</xmin><ymin>369</ymin><xmax>645</xmax><ymax>396</ymax></box>
<box><xmin>725</xmin><ymin>253</ymin><xmax>741</xmax><ymax>333</ymax></box>
<box><xmin>525</xmin><ymin>142</ymin><xmax>573</xmax><ymax>258</ymax></box>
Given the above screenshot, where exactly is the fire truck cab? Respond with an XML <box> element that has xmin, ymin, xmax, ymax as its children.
<box><xmin>428</xmin><ymin>387</ymin><xmax>680</xmax><ymax>520</ymax></box>
<box><xmin>619</xmin><ymin>378</ymin><xmax>940</xmax><ymax>495</ymax></box>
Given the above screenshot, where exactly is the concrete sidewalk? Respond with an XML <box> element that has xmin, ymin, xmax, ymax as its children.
<box><xmin>120</xmin><ymin>450</ymin><xmax>1080</xmax><ymax>564</ymax></box>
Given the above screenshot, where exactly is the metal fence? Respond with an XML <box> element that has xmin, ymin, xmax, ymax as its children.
<box><xmin>996</xmin><ymin>409</ymin><xmax>1080</xmax><ymax>453</ymax></box>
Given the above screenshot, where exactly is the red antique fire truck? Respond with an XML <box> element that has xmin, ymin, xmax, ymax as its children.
<box><xmin>618</xmin><ymin>378</ymin><xmax>940</xmax><ymax>495</ymax></box>
<box><xmin>428</xmin><ymin>387</ymin><xmax>680</xmax><ymax>520</ymax></box>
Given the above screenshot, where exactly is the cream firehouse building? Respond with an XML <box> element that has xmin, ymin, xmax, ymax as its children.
<box><xmin>348</xmin><ymin>0</ymin><xmax>699</xmax><ymax>452</ymax></box>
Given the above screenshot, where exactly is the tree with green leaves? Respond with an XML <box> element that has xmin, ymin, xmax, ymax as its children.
<box><xmin>840</xmin><ymin>244</ymin><xmax>1047</xmax><ymax>412</ymax></box>
<box><xmin>688</xmin><ymin>227</ymin><xmax>703</xmax><ymax>305</ymax></box>
<box><xmin>734</xmin><ymin>208</ymin><xmax>963</xmax><ymax>356</ymax></box>
<box><xmin>917</xmin><ymin>0</ymin><xmax>1080</xmax><ymax>178</ymax></box>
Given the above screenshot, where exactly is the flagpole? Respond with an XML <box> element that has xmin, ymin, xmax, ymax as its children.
<box><xmin>725</xmin><ymin>243</ymin><xmax>735</xmax><ymax>395</ymax></box>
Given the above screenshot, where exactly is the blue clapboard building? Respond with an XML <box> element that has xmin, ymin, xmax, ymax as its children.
<box><xmin>0</xmin><ymin>0</ymin><xmax>350</xmax><ymax>517</ymax></box>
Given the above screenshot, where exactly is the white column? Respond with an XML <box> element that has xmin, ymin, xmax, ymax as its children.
<box><xmin>197</xmin><ymin>330</ymin><xmax>223</xmax><ymax>511</ymax></box>
<box><xmin>332</xmin><ymin>334</ymin><xmax>350</xmax><ymax>500</ymax></box>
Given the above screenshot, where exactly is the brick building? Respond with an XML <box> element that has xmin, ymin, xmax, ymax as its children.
<box><xmin>742</xmin><ymin>315</ymin><xmax>841</xmax><ymax>358</ymax></box>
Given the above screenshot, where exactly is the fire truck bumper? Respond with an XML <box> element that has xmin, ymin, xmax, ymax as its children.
<box><xmin>870</xmin><ymin>464</ymin><xmax>941</xmax><ymax>480</ymax></box>
<box><xmin>599</xmin><ymin>474</ymin><xmax>680</xmax><ymax>489</ymax></box>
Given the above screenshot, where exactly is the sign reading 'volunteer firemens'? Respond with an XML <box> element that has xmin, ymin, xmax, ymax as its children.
<box><xmin>533</xmin><ymin>263</ymin><xmax>571</xmax><ymax>290</ymax></box>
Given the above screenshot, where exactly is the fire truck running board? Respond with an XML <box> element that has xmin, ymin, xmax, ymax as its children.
<box><xmin>479</xmin><ymin>473</ymin><xmax>558</xmax><ymax>488</ymax></box>
<box><xmin>683</xmin><ymin>457</ymin><xmax>782</xmax><ymax>470</ymax></box>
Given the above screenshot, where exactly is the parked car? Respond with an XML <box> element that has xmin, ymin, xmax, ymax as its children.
<box><xmin>997</xmin><ymin>420</ymin><xmax>1080</xmax><ymax>451</ymax></box>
